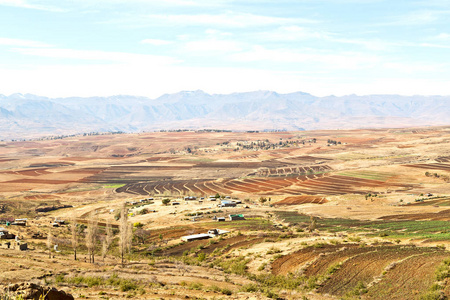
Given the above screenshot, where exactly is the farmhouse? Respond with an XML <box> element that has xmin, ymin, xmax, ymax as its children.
<box><xmin>0</xmin><ymin>227</ymin><xmax>15</xmax><ymax>239</ymax></box>
<box><xmin>181</xmin><ymin>233</ymin><xmax>211</xmax><ymax>242</ymax></box>
<box><xmin>54</xmin><ymin>219</ymin><xmax>65</xmax><ymax>225</ymax></box>
<box><xmin>229</xmin><ymin>214</ymin><xmax>245</xmax><ymax>221</ymax></box>
<box><xmin>11</xmin><ymin>221</ymin><xmax>26</xmax><ymax>226</ymax></box>
<box><xmin>207</xmin><ymin>229</ymin><xmax>229</xmax><ymax>236</ymax></box>
<box><xmin>219</xmin><ymin>200</ymin><xmax>236</xmax><ymax>208</ymax></box>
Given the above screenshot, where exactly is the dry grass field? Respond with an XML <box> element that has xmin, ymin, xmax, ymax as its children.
<box><xmin>1</xmin><ymin>127</ymin><xmax>450</xmax><ymax>299</ymax></box>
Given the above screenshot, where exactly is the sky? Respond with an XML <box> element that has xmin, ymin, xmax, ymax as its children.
<box><xmin>1</xmin><ymin>0</ymin><xmax>450</xmax><ymax>98</ymax></box>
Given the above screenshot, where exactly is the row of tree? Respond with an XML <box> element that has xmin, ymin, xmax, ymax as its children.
<box><xmin>47</xmin><ymin>204</ymin><xmax>133</xmax><ymax>265</ymax></box>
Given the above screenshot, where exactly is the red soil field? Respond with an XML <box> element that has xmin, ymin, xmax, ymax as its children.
<box><xmin>6</xmin><ymin>179</ymin><xmax>75</xmax><ymax>184</ymax></box>
<box><xmin>404</xmin><ymin>163</ymin><xmax>450</xmax><ymax>171</ymax></box>
<box><xmin>379</xmin><ymin>209</ymin><xmax>450</xmax><ymax>221</ymax></box>
<box><xmin>274</xmin><ymin>196</ymin><xmax>328</xmax><ymax>205</ymax></box>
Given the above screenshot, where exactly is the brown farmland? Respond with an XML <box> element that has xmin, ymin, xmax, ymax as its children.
<box><xmin>0</xmin><ymin>127</ymin><xmax>450</xmax><ymax>299</ymax></box>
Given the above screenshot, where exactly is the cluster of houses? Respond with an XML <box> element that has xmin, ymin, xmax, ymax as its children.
<box><xmin>126</xmin><ymin>197</ymin><xmax>154</xmax><ymax>206</ymax></box>
<box><xmin>0</xmin><ymin>226</ymin><xmax>27</xmax><ymax>250</ymax></box>
<box><xmin>212</xmin><ymin>214</ymin><xmax>246</xmax><ymax>222</ymax></box>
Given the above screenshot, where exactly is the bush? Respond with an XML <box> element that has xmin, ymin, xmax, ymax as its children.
<box><xmin>133</xmin><ymin>222</ymin><xmax>144</xmax><ymax>228</ymax></box>
<box><xmin>240</xmin><ymin>283</ymin><xmax>259</xmax><ymax>293</ymax></box>
<box><xmin>120</xmin><ymin>280</ymin><xmax>138</xmax><ymax>292</ymax></box>
<box><xmin>221</xmin><ymin>288</ymin><xmax>232</xmax><ymax>295</ymax></box>
<box><xmin>188</xmin><ymin>282</ymin><xmax>203</xmax><ymax>290</ymax></box>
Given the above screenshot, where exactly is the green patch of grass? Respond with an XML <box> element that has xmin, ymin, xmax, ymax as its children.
<box><xmin>212</xmin><ymin>256</ymin><xmax>250</xmax><ymax>275</ymax></box>
<box><xmin>198</xmin><ymin>218</ymin><xmax>274</xmax><ymax>231</ymax></box>
<box><xmin>275</xmin><ymin>211</ymin><xmax>450</xmax><ymax>241</ymax></box>
<box><xmin>102</xmin><ymin>183</ymin><xmax>126</xmax><ymax>189</ymax></box>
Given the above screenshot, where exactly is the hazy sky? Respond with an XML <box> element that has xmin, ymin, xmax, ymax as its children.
<box><xmin>1</xmin><ymin>0</ymin><xmax>450</xmax><ymax>97</ymax></box>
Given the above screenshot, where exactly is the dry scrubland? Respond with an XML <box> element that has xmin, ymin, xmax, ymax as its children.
<box><xmin>1</xmin><ymin>127</ymin><xmax>450</xmax><ymax>299</ymax></box>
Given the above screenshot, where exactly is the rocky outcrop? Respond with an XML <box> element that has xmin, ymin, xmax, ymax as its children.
<box><xmin>1</xmin><ymin>283</ymin><xmax>74</xmax><ymax>300</ymax></box>
<box><xmin>35</xmin><ymin>205</ymin><xmax>73</xmax><ymax>213</ymax></box>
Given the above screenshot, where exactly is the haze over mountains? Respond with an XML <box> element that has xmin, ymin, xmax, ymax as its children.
<box><xmin>1</xmin><ymin>90</ymin><xmax>449</xmax><ymax>140</ymax></box>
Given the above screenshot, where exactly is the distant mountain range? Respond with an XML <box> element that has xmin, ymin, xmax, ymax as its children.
<box><xmin>1</xmin><ymin>90</ymin><xmax>449</xmax><ymax>140</ymax></box>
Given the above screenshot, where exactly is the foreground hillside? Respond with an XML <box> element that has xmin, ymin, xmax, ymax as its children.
<box><xmin>1</xmin><ymin>127</ymin><xmax>450</xmax><ymax>299</ymax></box>
<box><xmin>1</xmin><ymin>91</ymin><xmax>450</xmax><ymax>139</ymax></box>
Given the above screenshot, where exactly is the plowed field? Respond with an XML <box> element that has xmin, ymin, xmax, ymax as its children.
<box><xmin>274</xmin><ymin>196</ymin><xmax>328</xmax><ymax>205</ymax></box>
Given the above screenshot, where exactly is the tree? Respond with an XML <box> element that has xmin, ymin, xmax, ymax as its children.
<box><xmin>308</xmin><ymin>216</ymin><xmax>316</xmax><ymax>233</ymax></box>
<box><xmin>47</xmin><ymin>228</ymin><xmax>54</xmax><ymax>259</ymax></box>
<box><xmin>119</xmin><ymin>204</ymin><xmax>132</xmax><ymax>266</ymax></box>
<box><xmin>162</xmin><ymin>198</ymin><xmax>171</xmax><ymax>206</ymax></box>
<box><xmin>259</xmin><ymin>197</ymin><xmax>267</xmax><ymax>205</ymax></box>
<box><xmin>134</xmin><ymin>229</ymin><xmax>151</xmax><ymax>244</ymax></box>
<box><xmin>101</xmin><ymin>222</ymin><xmax>113</xmax><ymax>262</ymax></box>
<box><xmin>86</xmin><ymin>212</ymin><xmax>99</xmax><ymax>264</ymax></box>
<box><xmin>71</xmin><ymin>218</ymin><xmax>79</xmax><ymax>261</ymax></box>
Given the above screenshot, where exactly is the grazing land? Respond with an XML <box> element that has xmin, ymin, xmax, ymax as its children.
<box><xmin>1</xmin><ymin>127</ymin><xmax>450</xmax><ymax>299</ymax></box>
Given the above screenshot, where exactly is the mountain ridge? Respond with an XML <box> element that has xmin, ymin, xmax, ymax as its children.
<box><xmin>1</xmin><ymin>90</ymin><xmax>449</xmax><ymax>140</ymax></box>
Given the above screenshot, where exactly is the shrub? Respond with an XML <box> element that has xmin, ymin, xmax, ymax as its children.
<box><xmin>120</xmin><ymin>280</ymin><xmax>138</xmax><ymax>292</ymax></box>
<box><xmin>188</xmin><ymin>282</ymin><xmax>203</xmax><ymax>290</ymax></box>
<box><xmin>240</xmin><ymin>283</ymin><xmax>259</xmax><ymax>293</ymax></box>
<box><xmin>133</xmin><ymin>222</ymin><xmax>144</xmax><ymax>228</ymax></box>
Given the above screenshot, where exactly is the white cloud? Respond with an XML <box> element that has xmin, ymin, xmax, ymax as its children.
<box><xmin>107</xmin><ymin>12</ymin><xmax>318</xmax><ymax>29</ymax></box>
<box><xmin>381</xmin><ymin>10</ymin><xmax>450</xmax><ymax>26</ymax></box>
<box><xmin>255</xmin><ymin>26</ymin><xmax>329</xmax><ymax>42</ymax></box>
<box><xmin>0</xmin><ymin>0</ymin><xmax>65</xmax><ymax>12</ymax></box>
<box><xmin>141</xmin><ymin>39</ymin><xmax>173</xmax><ymax>46</ymax></box>
<box><xmin>12</xmin><ymin>47</ymin><xmax>180</xmax><ymax>65</ymax></box>
<box><xmin>229</xmin><ymin>45</ymin><xmax>380</xmax><ymax>69</ymax></box>
<box><xmin>184</xmin><ymin>39</ymin><xmax>242</xmax><ymax>53</ymax></box>
<box><xmin>0</xmin><ymin>37</ymin><xmax>52</xmax><ymax>48</ymax></box>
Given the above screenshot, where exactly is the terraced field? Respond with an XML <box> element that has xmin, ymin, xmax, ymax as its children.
<box><xmin>404</xmin><ymin>162</ymin><xmax>450</xmax><ymax>171</ymax></box>
<box><xmin>116</xmin><ymin>172</ymin><xmax>412</xmax><ymax>197</ymax></box>
<box><xmin>274</xmin><ymin>195</ymin><xmax>328</xmax><ymax>205</ymax></box>
<box><xmin>317</xmin><ymin>245</ymin><xmax>445</xmax><ymax>297</ymax></box>
<box><xmin>271</xmin><ymin>243</ymin><xmax>448</xmax><ymax>299</ymax></box>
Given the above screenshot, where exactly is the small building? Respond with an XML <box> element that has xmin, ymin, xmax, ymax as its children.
<box><xmin>140</xmin><ymin>199</ymin><xmax>148</xmax><ymax>203</ymax></box>
<box><xmin>219</xmin><ymin>200</ymin><xmax>236</xmax><ymax>208</ymax></box>
<box><xmin>208</xmin><ymin>229</ymin><xmax>219</xmax><ymax>235</ymax></box>
<box><xmin>0</xmin><ymin>227</ymin><xmax>15</xmax><ymax>240</ymax></box>
<box><xmin>54</xmin><ymin>219</ymin><xmax>65</xmax><ymax>225</ymax></box>
<box><xmin>217</xmin><ymin>217</ymin><xmax>226</xmax><ymax>222</ymax></box>
<box><xmin>51</xmin><ymin>223</ymin><xmax>60</xmax><ymax>227</ymax></box>
<box><xmin>10</xmin><ymin>221</ymin><xmax>26</xmax><ymax>226</ymax></box>
<box><xmin>207</xmin><ymin>229</ymin><xmax>229</xmax><ymax>236</ymax></box>
<box><xmin>19</xmin><ymin>243</ymin><xmax>28</xmax><ymax>251</ymax></box>
<box><xmin>181</xmin><ymin>233</ymin><xmax>211</xmax><ymax>242</ymax></box>
<box><xmin>229</xmin><ymin>214</ymin><xmax>245</xmax><ymax>221</ymax></box>
<box><xmin>172</xmin><ymin>201</ymin><xmax>181</xmax><ymax>205</ymax></box>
